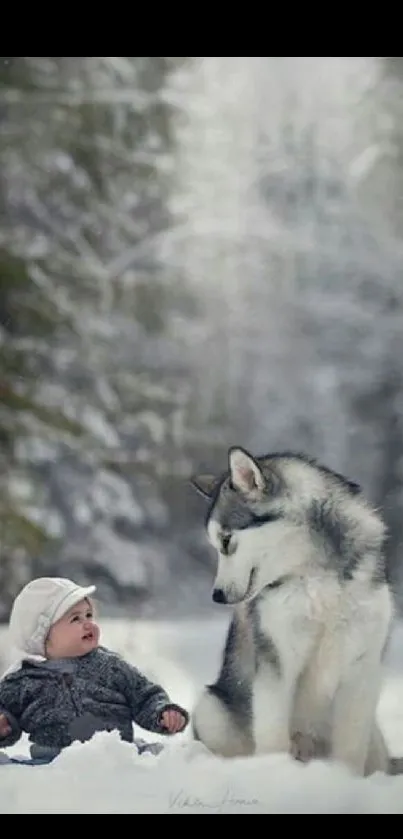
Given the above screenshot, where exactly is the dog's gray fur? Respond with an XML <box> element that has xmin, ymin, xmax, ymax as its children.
<box><xmin>190</xmin><ymin>445</ymin><xmax>401</xmax><ymax>777</ymax></box>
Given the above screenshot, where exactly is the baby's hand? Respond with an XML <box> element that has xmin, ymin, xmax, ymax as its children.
<box><xmin>0</xmin><ymin>713</ymin><xmax>12</xmax><ymax>739</ymax></box>
<box><xmin>160</xmin><ymin>708</ymin><xmax>187</xmax><ymax>734</ymax></box>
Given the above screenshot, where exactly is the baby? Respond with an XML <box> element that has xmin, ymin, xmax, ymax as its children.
<box><xmin>0</xmin><ymin>577</ymin><xmax>189</xmax><ymax>763</ymax></box>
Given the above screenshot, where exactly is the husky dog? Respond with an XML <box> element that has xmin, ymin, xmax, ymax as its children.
<box><xmin>190</xmin><ymin>446</ymin><xmax>396</xmax><ymax>777</ymax></box>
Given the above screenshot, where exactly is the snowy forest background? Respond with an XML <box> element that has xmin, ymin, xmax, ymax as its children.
<box><xmin>2</xmin><ymin>56</ymin><xmax>403</xmax><ymax>624</ymax></box>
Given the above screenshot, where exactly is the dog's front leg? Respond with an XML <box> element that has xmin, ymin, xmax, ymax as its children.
<box><xmin>252</xmin><ymin>667</ymin><xmax>291</xmax><ymax>755</ymax></box>
<box><xmin>289</xmin><ymin>632</ymin><xmax>340</xmax><ymax>765</ymax></box>
<box><xmin>331</xmin><ymin>658</ymin><xmax>383</xmax><ymax>777</ymax></box>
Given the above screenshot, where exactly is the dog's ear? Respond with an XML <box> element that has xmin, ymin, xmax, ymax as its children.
<box><xmin>228</xmin><ymin>446</ymin><xmax>266</xmax><ymax>495</ymax></box>
<box><xmin>190</xmin><ymin>473</ymin><xmax>219</xmax><ymax>499</ymax></box>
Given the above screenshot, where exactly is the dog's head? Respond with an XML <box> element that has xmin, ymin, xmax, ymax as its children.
<box><xmin>190</xmin><ymin>445</ymin><xmax>364</xmax><ymax>605</ymax></box>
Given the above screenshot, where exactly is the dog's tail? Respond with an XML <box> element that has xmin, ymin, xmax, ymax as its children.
<box><xmin>389</xmin><ymin>756</ymin><xmax>403</xmax><ymax>775</ymax></box>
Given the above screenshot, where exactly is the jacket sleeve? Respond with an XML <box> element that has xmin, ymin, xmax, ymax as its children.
<box><xmin>0</xmin><ymin>675</ymin><xmax>22</xmax><ymax>747</ymax></box>
<box><xmin>116</xmin><ymin>657</ymin><xmax>189</xmax><ymax>734</ymax></box>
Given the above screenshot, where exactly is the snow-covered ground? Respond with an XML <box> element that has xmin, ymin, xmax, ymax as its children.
<box><xmin>1</xmin><ymin>610</ymin><xmax>403</xmax><ymax>813</ymax></box>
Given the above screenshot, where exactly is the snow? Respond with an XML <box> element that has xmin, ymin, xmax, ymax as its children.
<box><xmin>1</xmin><ymin>611</ymin><xmax>403</xmax><ymax>813</ymax></box>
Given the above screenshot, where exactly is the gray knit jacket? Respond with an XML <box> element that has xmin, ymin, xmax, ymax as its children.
<box><xmin>0</xmin><ymin>646</ymin><xmax>189</xmax><ymax>756</ymax></box>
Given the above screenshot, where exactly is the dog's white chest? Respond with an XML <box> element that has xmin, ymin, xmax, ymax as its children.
<box><xmin>254</xmin><ymin>578</ymin><xmax>339</xmax><ymax>679</ymax></box>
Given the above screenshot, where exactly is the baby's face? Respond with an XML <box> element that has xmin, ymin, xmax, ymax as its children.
<box><xmin>45</xmin><ymin>598</ymin><xmax>100</xmax><ymax>659</ymax></box>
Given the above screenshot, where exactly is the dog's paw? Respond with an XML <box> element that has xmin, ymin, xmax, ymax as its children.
<box><xmin>290</xmin><ymin>731</ymin><xmax>329</xmax><ymax>764</ymax></box>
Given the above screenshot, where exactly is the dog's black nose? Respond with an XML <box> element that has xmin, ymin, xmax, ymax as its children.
<box><xmin>212</xmin><ymin>588</ymin><xmax>226</xmax><ymax>604</ymax></box>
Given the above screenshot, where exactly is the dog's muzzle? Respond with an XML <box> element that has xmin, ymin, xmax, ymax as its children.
<box><xmin>212</xmin><ymin>568</ymin><xmax>257</xmax><ymax>605</ymax></box>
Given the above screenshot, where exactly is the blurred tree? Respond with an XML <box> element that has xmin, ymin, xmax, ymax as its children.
<box><xmin>0</xmin><ymin>56</ymin><xmax>204</xmax><ymax>619</ymax></box>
